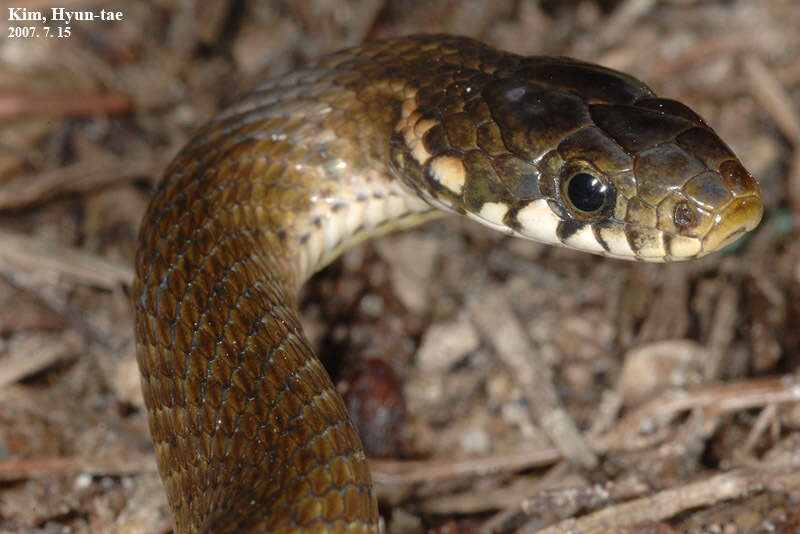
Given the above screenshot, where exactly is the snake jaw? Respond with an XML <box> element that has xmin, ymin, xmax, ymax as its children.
<box><xmin>512</xmin><ymin>195</ymin><xmax>761</xmax><ymax>262</ymax></box>
<box><xmin>696</xmin><ymin>193</ymin><xmax>763</xmax><ymax>256</ymax></box>
<box><xmin>473</xmin><ymin>189</ymin><xmax>759</xmax><ymax>263</ymax></box>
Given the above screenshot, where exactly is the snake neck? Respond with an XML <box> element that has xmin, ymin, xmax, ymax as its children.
<box><xmin>133</xmin><ymin>51</ymin><xmax>441</xmax><ymax>533</ymax></box>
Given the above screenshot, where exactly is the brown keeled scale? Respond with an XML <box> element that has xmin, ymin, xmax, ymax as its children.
<box><xmin>133</xmin><ymin>35</ymin><xmax>761</xmax><ymax>533</ymax></box>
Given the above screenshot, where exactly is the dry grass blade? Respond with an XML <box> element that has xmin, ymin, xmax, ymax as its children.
<box><xmin>0</xmin><ymin>453</ymin><xmax>157</xmax><ymax>481</ymax></box>
<box><xmin>0</xmin><ymin>153</ymin><xmax>167</xmax><ymax>211</ymax></box>
<box><xmin>743</xmin><ymin>54</ymin><xmax>800</xmax><ymax>146</ymax></box>
<box><xmin>0</xmin><ymin>229</ymin><xmax>133</xmax><ymax>288</ymax></box>
<box><xmin>594</xmin><ymin>0</ymin><xmax>656</xmax><ymax>49</ymax></box>
<box><xmin>370</xmin><ymin>447</ymin><xmax>561</xmax><ymax>486</ymax></box>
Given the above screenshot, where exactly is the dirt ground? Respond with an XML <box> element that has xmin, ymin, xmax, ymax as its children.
<box><xmin>1</xmin><ymin>1</ymin><xmax>799</xmax><ymax>533</ymax></box>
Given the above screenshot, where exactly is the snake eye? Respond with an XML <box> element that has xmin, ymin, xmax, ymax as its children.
<box><xmin>565</xmin><ymin>172</ymin><xmax>609</xmax><ymax>214</ymax></box>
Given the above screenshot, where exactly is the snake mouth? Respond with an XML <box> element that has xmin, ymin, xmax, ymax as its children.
<box><xmin>601</xmin><ymin>192</ymin><xmax>763</xmax><ymax>262</ymax></box>
<box><xmin>699</xmin><ymin>195</ymin><xmax>763</xmax><ymax>255</ymax></box>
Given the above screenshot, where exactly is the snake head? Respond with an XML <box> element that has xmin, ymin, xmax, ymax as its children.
<box><xmin>569</xmin><ymin>94</ymin><xmax>763</xmax><ymax>261</ymax></box>
<box><xmin>393</xmin><ymin>55</ymin><xmax>762</xmax><ymax>261</ymax></box>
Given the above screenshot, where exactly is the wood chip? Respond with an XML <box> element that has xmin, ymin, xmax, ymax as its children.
<box><xmin>0</xmin><ymin>330</ymin><xmax>84</xmax><ymax>388</ymax></box>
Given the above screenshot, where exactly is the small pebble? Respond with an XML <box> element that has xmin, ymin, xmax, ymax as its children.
<box><xmin>74</xmin><ymin>473</ymin><xmax>92</xmax><ymax>489</ymax></box>
<box><xmin>618</xmin><ymin>339</ymin><xmax>706</xmax><ymax>405</ymax></box>
<box><xmin>416</xmin><ymin>317</ymin><xmax>480</xmax><ymax>372</ymax></box>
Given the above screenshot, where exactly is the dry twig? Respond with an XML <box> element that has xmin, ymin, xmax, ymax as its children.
<box><xmin>529</xmin><ymin>463</ymin><xmax>800</xmax><ymax>534</ymax></box>
<box><xmin>599</xmin><ymin>375</ymin><xmax>800</xmax><ymax>451</ymax></box>
<box><xmin>469</xmin><ymin>290</ymin><xmax>598</xmax><ymax>468</ymax></box>
<box><xmin>0</xmin><ymin>153</ymin><xmax>167</xmax><ymax>211</ymax></box>
<box><xmin>0</xmin><ymin>228</ymin><xmax>133</xmax><ymax>289</ymax></box>
<box><xmin>370</xmin><ymin>447</ymin><xmax>560</xmax><ymax>487</ymax></box>
<box><xmin>0</xmin><ymin>92</ymin><xmax>132</xmax><ymax>119</ymax></box>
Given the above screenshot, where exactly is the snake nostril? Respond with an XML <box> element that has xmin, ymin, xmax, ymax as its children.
<box><xmin>673</xmin><ymin>201</ymin><xmax>696</xmax><ymax>229</ymax></box>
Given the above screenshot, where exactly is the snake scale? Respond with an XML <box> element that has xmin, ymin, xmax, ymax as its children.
<box><xmin>133</xmin><ymin>35</ymin><xmax>763</xmax><ymax>533</ymax></box>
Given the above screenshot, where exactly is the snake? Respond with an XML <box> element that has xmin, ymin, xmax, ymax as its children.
<box><xmin>132</xmin><ymin>35</ymin><xmax>763</xmax><ymax>533</ymax></box>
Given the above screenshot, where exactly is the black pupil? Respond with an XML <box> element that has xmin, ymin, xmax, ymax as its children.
<box><xmin>567</xmin><ymin>172</ymin><xmax>607</xmax><ymax>212</ymax></box>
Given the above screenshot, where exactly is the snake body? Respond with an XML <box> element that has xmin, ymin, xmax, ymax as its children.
<box><xmin>133</xmin><ymin>35</ymin><xmax>762</xmax><ymax>533</ymax></box>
